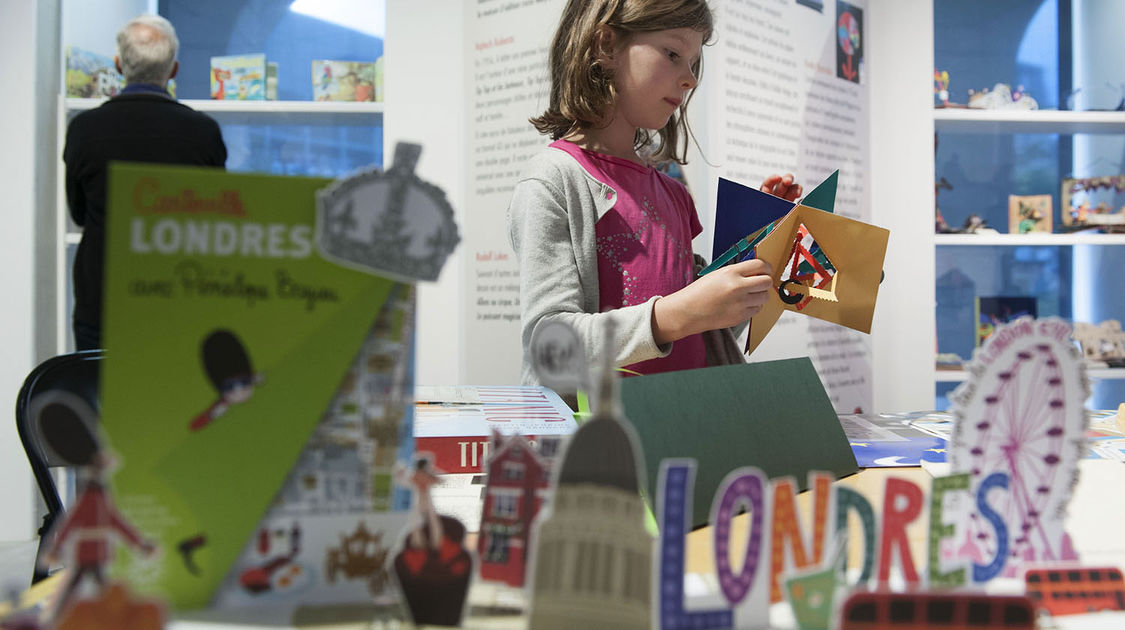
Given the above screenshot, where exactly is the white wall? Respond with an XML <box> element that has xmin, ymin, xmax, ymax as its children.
<box><xmin>867</xmin><ymin>0</ymin><xmax>936</xmax><ymax>412</ymax></box>
<box><xmin>61</xmin><ymin>0</ymin><xmax>155</xmax><ymax>58</ymax></box>
<box><xmin>0</xmin><ymin>0</ymin><xmax>55</xmax><ymax>543</ymax></box>
<box><xmin>384</xmin><ymin>0</ymin><xmax>466</xmax><ymax>386</ymax></box>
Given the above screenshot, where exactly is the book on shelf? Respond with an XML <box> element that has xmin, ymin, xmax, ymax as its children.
<box><xmin>975</xmin><ymin>296</ymin><xmax>1036</xmax><ymax>346</ymax></box>
<box><xmin>65</xmin><ymin>46</ymin><xmax>123</xmax><ymax>98</ymax></box>
<box><xmin>374</xmin><ymin>56</ymin><xmax>384</xmax><ymax>102</ymax></box>
<box><xmin>265</xmin><ymin>61</ymin><xmax>278</xmax><ymax>100</ymax></box>
<box><xmin>210</xmin><ymin>53</ymin><xmax>267</xmax><ymax>100</ymax></box>
<box><xmin>312</xmin><ymin>59</ymin><xmax>380</xmax><ymax>102</ymax></box>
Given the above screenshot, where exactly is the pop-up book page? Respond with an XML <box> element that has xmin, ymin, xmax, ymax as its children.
<box><xmin>744</xmin><ymin>204</ymin><xmax>889</xmax><ymax>354</ymax></box>
<box><xmin>99</xmin><ymin>146</ymin><xmax>458</xmax><ymax>611</ymax></box>
<box><xmin>947</xmin><ymin>317</ymin><xmax>1088</xmax><ymax>581</ymax></box>
<box><xmin>705</xmin><ymin>170</ymin><xmax>839</xmax><ymax>275</ymax></box>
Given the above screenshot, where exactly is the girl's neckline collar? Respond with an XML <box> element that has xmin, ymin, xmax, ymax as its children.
<box><xmin>554</xmin><ymin>139</ymin><xmax>652</xmax><ymax>173</ymax></box>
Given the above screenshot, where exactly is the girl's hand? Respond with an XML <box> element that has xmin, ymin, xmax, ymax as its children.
<box><xmin>761</xmin><ymin>173</ymin><xmax>802</xmax><ymax>201</ymax></box>
<box><xmin>652</xmin><ymin>259</ymin><xmax>774</xmax><ymax>344</ymax></box>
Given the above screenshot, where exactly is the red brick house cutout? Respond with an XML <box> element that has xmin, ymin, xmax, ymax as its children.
<box><xmin>476</xmin><ymin>431</ymin><xmax>558</xmax><ymax>587</ymax></box>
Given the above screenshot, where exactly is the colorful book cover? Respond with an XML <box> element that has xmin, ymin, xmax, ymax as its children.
<box><xmin>838</xmin><ymin>412</ymin><xmax>949</xmax><ymax>467</ymax></box>
<box><xmin>65</xmin><ymin>46</ymin><xmax>123</xmax><ymax>98</ymax></box>
<box><xmin>210</xmin><ymin>53</ymin><xmax>266</xmax><ymax>100</ymax></box>
<box><xmin>413</xmin><ymin>386</ymin><xmax>577</xmax><ymax>474</ymax></box>
<box><xmin>374</xmin><ymin>56</ymin><xmax>384</xmax><ymax>102</ymax></box>
<box><xmin>98</xmin><ymin>163</ymin><xmax>422</xmax><ymax>609</ymax></box>
<box><xmin>312</xmin><ymin>60</ymin><xmax>378</xmax><ymax>102</ymax></box>
<box><xmin>975</xmin><ymin>296</ymin><xmax>1037</xmax><ymax>346</ymax></box>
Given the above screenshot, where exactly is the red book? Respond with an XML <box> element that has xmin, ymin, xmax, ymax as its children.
<box><xmin>413</xmin><ymin>386</ymin><xmax>577</xmax><ymax>474</ymax></box>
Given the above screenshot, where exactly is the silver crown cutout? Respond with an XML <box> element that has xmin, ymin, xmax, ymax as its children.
<box><xmin>316</xmin><ymin>143</ymin><xmax>460</xmax><ymax>283</ymax></box>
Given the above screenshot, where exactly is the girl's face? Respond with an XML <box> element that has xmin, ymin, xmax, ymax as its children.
<box><xmin>608</xmin><ymin>27</ymin><xmax>704</xmax><ymax>132</ymax></box>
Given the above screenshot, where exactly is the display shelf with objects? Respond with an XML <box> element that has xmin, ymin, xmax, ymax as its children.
<box><xmin>932</xmin><ymin>0</ymin><xmax>1125</xmax><ymax>410</ymax></box>
<box><xmin>934</xmin><ymin>107</ymin><xmax>1125</xmax><ymax>134</ymax></box>
<box><xmin>53</xmin><ymin>1</ymin><xmax>388</xmax><ymax>354</ymax></box>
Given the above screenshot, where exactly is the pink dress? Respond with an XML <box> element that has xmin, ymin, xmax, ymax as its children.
<box><xmin>552</xmin><ymin>140</ymin><xmax>706</xmax><ymax>375</ymax></box>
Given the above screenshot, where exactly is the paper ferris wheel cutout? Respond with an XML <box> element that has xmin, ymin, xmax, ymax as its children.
<box><xmin>949</xmin><ymin>318</ymin><xmax>1087</xmax><ymax>576</ymax></box>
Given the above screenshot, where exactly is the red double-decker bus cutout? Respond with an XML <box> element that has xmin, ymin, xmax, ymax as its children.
<box><xmin>839</xmin><ymin>591</ymin><xmax>1036</xmax><ymax>630</ymax></box>
<box><xmin>1024</xmin><ymin>566</ymin><xmax>1125</xmax><ymax>616</ymax></box>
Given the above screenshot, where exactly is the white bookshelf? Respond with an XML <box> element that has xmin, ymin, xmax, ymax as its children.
<box><xmin>932</xmin><ymin>109</ymin><xmax>1125</xmax><ymax>405</ymax></box>
<box><xmin>935</xmin><ymin>233</ymin><xmax>1125</xmax><ymax>246</ymax></box>
<box><xmin>64</xmin><ymin>98</ymin><xmax>384</xmax><ymax>126</ymax></box>
<box><xmin>65</xmin><ymin>97</ymin><xmax>383</xmax><ymax>114</ymax></box>
<box><xmin>936</xmin><ymin>367</ymin><xmax>1125</xmax><ymax>383</ymax></box>
<box><xmin>934</xmin><ymin>108</ymin><xmax>1125</xmax><ymax>135</ymax></box>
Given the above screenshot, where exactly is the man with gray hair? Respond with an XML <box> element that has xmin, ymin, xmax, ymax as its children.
<box><xmin>65</xmin><ymin>14</ymin><xmax>227</xmax><ymax>350</ymax></box>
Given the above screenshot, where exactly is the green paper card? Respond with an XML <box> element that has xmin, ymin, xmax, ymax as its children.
<box><xmin>619</xmin><ymin>358</ymin><xmax>859</xmax><ymax>529</ymax></box>
<box><xmin>100</xmin><ymin>163</ymin><xmax>417</xmax><ymax>609</ymax></box>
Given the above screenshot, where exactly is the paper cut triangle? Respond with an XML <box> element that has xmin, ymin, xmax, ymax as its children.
<box><xmin>711</xmin><ymin>178</ymin><xmax>796</xmax><ymax>261</ymax></box>
<box><xmin>800</xmin><ymin>170</ymin><xmax>838</xmax><ymax>213</ymax></box>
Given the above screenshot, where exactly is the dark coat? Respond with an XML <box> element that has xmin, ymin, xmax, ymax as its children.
<box><xmin>64</xmin><ymin>91</ymin><xmax>227</xmax><ymax>329</ymax></box>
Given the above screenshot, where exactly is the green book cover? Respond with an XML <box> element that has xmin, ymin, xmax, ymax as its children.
<box><xmin>620</xmin><ymin>359</ymin><xmax>859</xmax><ymax>529</ymax></box>
<box><xmin>99</xmin><ymin>163</ymin><xmax>422</xmax><ymax>609</ymax></box>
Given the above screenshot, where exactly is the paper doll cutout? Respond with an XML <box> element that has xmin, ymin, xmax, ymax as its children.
<box><xmin>391</xmin><ymin>456</ymin><xmax>473</xmax><ymax>626</ymax></box>
<box><xmin>33</xmin><ymin>391</ymin><xmax>156</xmax><ymax>618</ymax></box>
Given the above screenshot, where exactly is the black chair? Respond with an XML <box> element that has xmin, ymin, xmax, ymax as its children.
<box><xmin>14</xmin><ymin>350</ymin><xmax>102</xmax><ymax>584</ymax></box>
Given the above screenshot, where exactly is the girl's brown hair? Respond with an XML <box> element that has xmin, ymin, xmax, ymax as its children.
<box><xmin>531</xmin><ymin>0</ymin><xmax>713</xmax><ymax>165</ymax></box>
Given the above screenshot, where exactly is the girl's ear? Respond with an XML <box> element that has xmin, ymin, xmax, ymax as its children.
<box><xmin>593</xmin><ymin>25</ymin><xmax>617</xmax><ymax>66</ymax></box>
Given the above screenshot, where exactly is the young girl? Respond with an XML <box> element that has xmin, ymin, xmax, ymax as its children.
<box><xmin>508</xmin><ymin>0</ymin><xmax>801</xmax><ymax>387</ymax></box>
